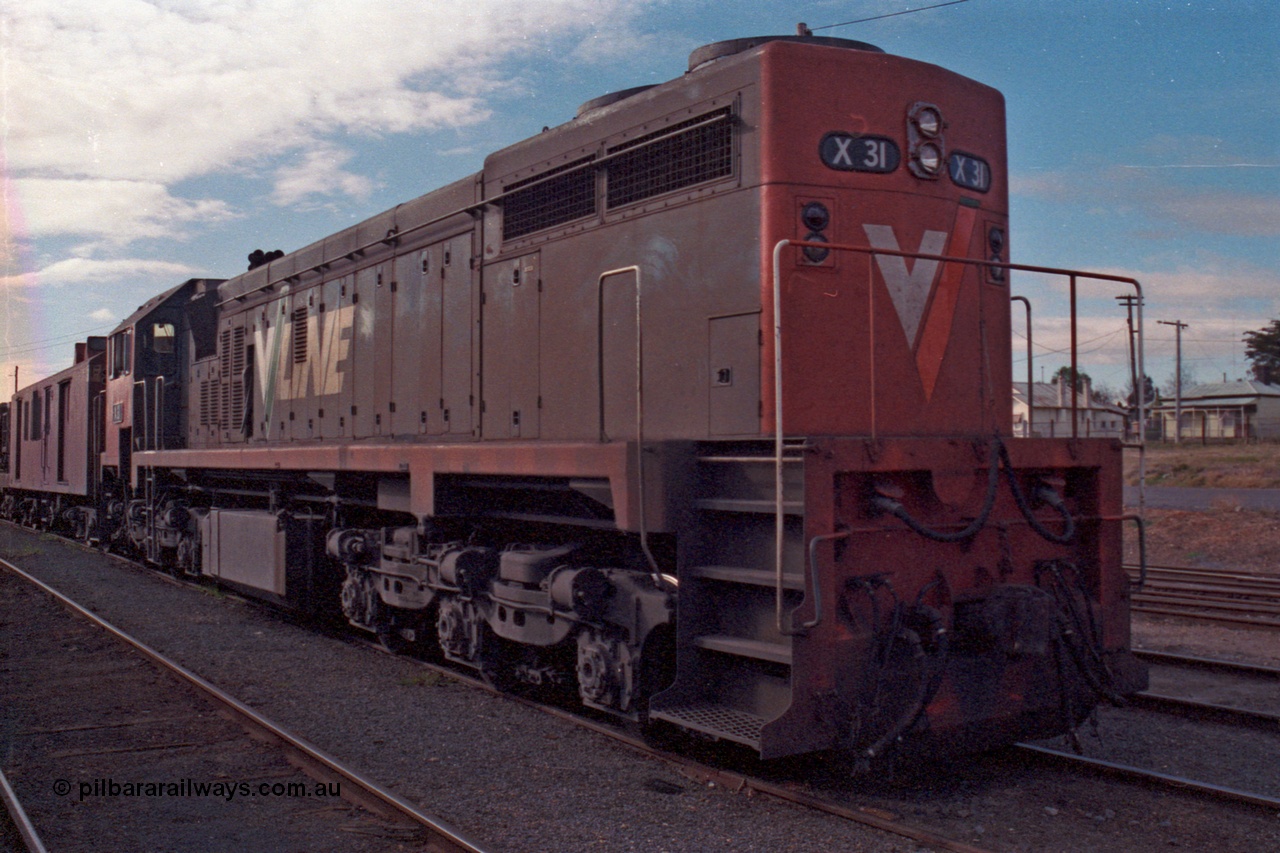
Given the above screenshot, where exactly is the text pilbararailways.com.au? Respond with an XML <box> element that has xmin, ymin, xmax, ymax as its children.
<box><xmin>54</xmin><ymin>778</ymin><xmax>342</xmax><ymax>802</ymax></box>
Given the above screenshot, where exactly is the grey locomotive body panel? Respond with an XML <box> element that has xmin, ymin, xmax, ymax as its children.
<box><xmin>199</xmin><ymin>50</ymin><xmax>768</xmax><ymax>449</ymax></box>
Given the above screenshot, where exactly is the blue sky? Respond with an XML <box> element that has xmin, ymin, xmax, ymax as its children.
<box><xmin>2</xmin><ymin>0</ymin><xmax>1277</xmax><ymax>400</ymax></box>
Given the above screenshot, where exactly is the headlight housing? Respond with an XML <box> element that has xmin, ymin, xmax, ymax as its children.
<box><xmin>907</xmin><ymin>102</ymin><xmax>946</xmax><ymax>180</ymax></box>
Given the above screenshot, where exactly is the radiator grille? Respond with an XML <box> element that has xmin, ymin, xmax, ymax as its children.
<box><xmin>219</xmin><ymin>327</ymin><xmax>246</xmax><ymax>431</ymax></box>
<box><xmin>606</xmin><ymin>107</ymin><xmax>733</xmax><ymax>208</ymax></box>
<box><xmin>199</xmin><ymin>380</ymin><xmax>218</xmax><ymax>427</ymax></box>
<box><xmin>501</xmin><ymin>157</ymin><xmax>596</xmax><ymax>240</ymax></box>
<box><xmin>292</xmin><ymin>307</ymin><xmax>308</xmax><ymax>364</ymax></box>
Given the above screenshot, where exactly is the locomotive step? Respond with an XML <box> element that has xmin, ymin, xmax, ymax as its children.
<box><xmin>693</xmin><ymin>634</ymin><xmax>793</xmax><ymax>666</ymax></box>
<box><xmin>688</xmin><ymin>564</ymin><xmax>804</xmax><ymax>591</ymax></box>
<box><xmin>648</xmin><ymin>701</ymin><xmax>770</xmax><ymax>749</ymax></box>
<box><xmin>695</xmin><ymin>453</ymin><xmax>805</xmax><ymax>464</ymax></box>
<box><xmin>693</xmin><ymin>497</ymin><xmax>804</xmax><ymax>515</ymax></box>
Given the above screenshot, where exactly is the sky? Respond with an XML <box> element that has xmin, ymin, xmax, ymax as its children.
<box><xmin>2</xmin><ymin>0</ymin><xmax>1277</xmax><ymax>402</ymax></box>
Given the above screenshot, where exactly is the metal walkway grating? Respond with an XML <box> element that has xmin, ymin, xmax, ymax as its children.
<box><xmin>651</xmin><ymin>701</ymin><xmax>767</xmax><ymax>747</ymax></box>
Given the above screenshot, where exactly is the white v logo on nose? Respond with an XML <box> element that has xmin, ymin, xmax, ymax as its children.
<box><xmin>862</xmin><ymin>225</ymin><xmax>948</xmax><ymax>348</ymax></box>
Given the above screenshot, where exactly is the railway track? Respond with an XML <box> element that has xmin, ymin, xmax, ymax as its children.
<box><xmin>1133</xmin><ymin>649</ymin><xmax>1280</xmax><ymax>729</ymax></box>
<box><xmin>0</xmin><ymin>556</ymin><xmax>487</xmax><ymax>853</ymax></box>
<box><xmin>1127</xmin><ymin>562</ymin><xmax>1280</xmax><ymax>627</ymax></box>
<box><xmin>0</xmin><ymin>526</ymin><xmax>1012</xmax><ymax>853</ymax></box>
<box><xmin>6</xmin><ymin>522</ymin><xmax>1280</xmax><ymax>851</ymax></box>
<box><xmin>1013</xmin><ymin>648</ymin><xmax>1280</xmax><ymax>816</ymax></box>
<box><xmin>0</xmin><ymin>765</ymin><xmax>47</xmax><ymax>853</ymax></box>
<box><xmin>1014</xmin><ymin>743</ymin><xmax>1280</xmax><ymax>811</ymax></box>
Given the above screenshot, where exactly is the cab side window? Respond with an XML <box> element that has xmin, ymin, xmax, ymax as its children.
<box><xmin>111</xmin><ymin>329</ymin><xmax>132</xmax><ymax>378</ymax></box>
<box><xmin>151</xmin><ymin>322</ymin><xmax>175</xmax><ymax>354</ymax></box>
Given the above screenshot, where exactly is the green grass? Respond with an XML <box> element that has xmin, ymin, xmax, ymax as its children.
<box><xmin>1125</xmin><ymin>443</ymin><xmax>1280</xmax><ymax>488</ymax></box>
<box><xmin>398</xmin><ymin>671</ymin><xmax>444</xmax><ymax>688</ymax></box>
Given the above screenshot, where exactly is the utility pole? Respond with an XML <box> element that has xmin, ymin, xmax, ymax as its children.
<box><xmin>1117</xmin><ymin>295</ymin><xmax>1141</xmax><ymax>440</ymax></box>
<box><xmin>1158</xmin><ymin>319</ymin><xmax>1188</xmax><ymax>443</ymax></box>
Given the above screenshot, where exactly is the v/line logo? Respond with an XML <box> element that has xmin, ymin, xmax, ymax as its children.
<box><xmin>253</xmin><ymin>302</ymin><xmax>356</xmax><ymax>435</ymax></box>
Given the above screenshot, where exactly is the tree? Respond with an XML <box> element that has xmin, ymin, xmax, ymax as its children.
<box><xmin>1243</xmin><ymin>320</ymin><xmax>1280</xmax><ymax>385</ymax></box>
<box><xmin>1125</xmin><ymin>374</ymin><xmax>1158</xmax><ymax>409</ymax></box>
<box><xmin>1091</xmin><ymin>381</ymin><xmax>1121</xmax><ymax>406</ymax></box>
<box><xmin>1051</xmin><ymin>365</ymin><xmax>1092</xmax><ymax>391</ymax></box>
<box><xmin>1161</xmin><ymin>366</ymin><xmax>1197</xmax><ymax>398</ymax></box>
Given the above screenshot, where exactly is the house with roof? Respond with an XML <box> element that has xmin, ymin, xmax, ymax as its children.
<box><xmin>1012</xmin><ymin>377</ymin><xmax>1127</xmax><ymax>439</ymax></box>
<box><xmin>1150</xmin><ymin>380</ymin><xmax>1280</xmax><ymax>441</ymax></box>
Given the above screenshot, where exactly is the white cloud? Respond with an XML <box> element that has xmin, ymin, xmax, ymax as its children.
<box><xmin>89</xmin><ymin>307</ymin><xmax>117</xmax><ymax>322</ymax></box>
<box><xmin>14</xmin><ymin>178</ymin><xmax>235</xmax><ymax>242</ymax></box>
<box><xmin>3</xmin><ymin>1</ymin><xmax>642</xmax><ymax>218</ymax></box>
<box><xmin>1094</xmin><ymin>261</ymin><xmax>1280</xmax><ymax>314</ymax></box>
<box><xmin>0</xmin><ymin>256</ymin><xmax>198</xmax><ymax>289</ymax></box>
<box><xmin>270</xmin><ymin>145</ymin><xmax>376</xmax><ymax>208</ymax></box>
<box><xmin>0</xmin><ymin>0</ymin><xmax>652</xmax><ymax>249</ymax></box>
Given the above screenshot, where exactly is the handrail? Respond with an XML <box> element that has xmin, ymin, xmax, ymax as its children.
<box><xmin>771</xmin><ymin>237</ymin><xmax>1146</xmax><ymax>635</ymax></box>
<box><xmin>596</xmin><ymin>266</ymin><xmax>662</xmax><ymax>587</ymax></box>
<box><xmin>155</xmin><ymin>375</ymin><xmax>165</xmax><ymax>451</ymax></box>
<box><xmin>1011</xmin><ymin>296</ymin><xmax>1032</xmax><ymax>436</ymax></box>
<box><xmin>133</xmin><ymin>378</ymin><xmax>149</xmax><ymax>452</ymax></box>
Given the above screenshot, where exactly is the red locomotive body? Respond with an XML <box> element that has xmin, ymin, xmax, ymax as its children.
<box><xmin>1</xmin><ymin>35</ymin><xmax>1144</xmax><ymax>762</ymax></box>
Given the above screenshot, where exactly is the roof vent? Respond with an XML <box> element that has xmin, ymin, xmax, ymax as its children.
<box><xmin>576</xmin><ymin>85</ymin><xmax>658</xmax><ymax>119</ymax></box>
<box><xmin>688</xmin><ymin>35</ymin><xmax>882</xmax><ymax>72</ymax></box>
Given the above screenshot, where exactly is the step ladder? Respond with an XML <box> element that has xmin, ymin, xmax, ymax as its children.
<box><xmin>649</xmin><ymin>441</ymin><xmax>807</xmax><ymax>751</ymax></box>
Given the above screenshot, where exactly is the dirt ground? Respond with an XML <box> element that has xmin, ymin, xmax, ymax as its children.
<box><xmin>1122</xmin><ymin>443</ymin><xmax>1280</xmax><ymax>571</ymax></box>
<box><xmin>1119</xmin><ymin>446</ymin><xmax>1280</xmax><ymax>668</ymax></box>
<box><xmin>1125</xmin><ymin>506</ymin><xmax>1280</xmax><ymax>574</ymax></box>
<box><xmin>1125</xmin><ymin>441</ymin><xmax>1280</xmax><ymax>488</ymax></box>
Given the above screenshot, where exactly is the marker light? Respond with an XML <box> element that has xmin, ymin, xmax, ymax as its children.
<box><xmin>907</xmin><ymin>102</ymin><xmax>946</xmax><ymax>180</ymax></box>
<box><xmin>915</xmin><ymin>143</ymin><xmax>942</xmax><ymax>174</ymax></box>
<box><xmin>801</xmin><ymin>202</ymin><xmax>830</xmax><ymax>233</ymax></box>
<box><xmin>915</xmin><ymin>107</ymin><xmax>942</xmax><ymax>137</ymax></box>
<box><xmin>803</xmin><ymin>232</ymin><xmax>830</xmax><ymax>263</ymax></box>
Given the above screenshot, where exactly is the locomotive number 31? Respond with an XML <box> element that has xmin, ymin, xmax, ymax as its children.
<box><xmin>820</xmin><ymin>132</ymin><xmax>901</xmax><ymax>173</ymax></box>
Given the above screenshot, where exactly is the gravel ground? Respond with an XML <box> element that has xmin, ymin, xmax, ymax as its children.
<box><xmin>5</xmin><ymin>524</ymin><xmax>1279</xmax><ymax>853</ymax></box>
<box><xmin>0</xmin><ymin>526</ymin><xmax>917</xmax><ymax>853</ymax></box>
<box><xmin>0</xmin><ymin>572</ymin><xmax>419</xmax><ymax>853</ymax></box>
<box><xmin>1134</xmin><ymin>613</ymin><xmax>1280</xmax><ymax>669</ymax></box>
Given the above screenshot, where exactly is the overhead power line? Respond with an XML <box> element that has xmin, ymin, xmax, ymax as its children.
<box><xmin>0</xmin><ymin>324</ymin><xmax>116</xmax><ymax>359</ymax></box>
<box><xmin>811</xmin><ymin>0</ymin><xmax>972</xmax><ymax>31</ymax></box>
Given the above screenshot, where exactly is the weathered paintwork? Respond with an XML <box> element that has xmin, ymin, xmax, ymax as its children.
<box><xmin>0</xmin><ymin>36</ymin><xmax>1143</xmax><ymax>763</ymax></box>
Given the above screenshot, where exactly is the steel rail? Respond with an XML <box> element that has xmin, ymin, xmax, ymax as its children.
<box><xmin>1131</xmin><ymin>605</ymin><xmax>1280</xmax><ymax>629</ymax></box>
<box><xmin>1133</xmin><ymin>649</ymin><xmax>1280</xmax><ymax>679</ymax></box>
<box><xmin>1015</xmin><ymin>742</ymin><xmax>1280</xmax><ymax>812</ymax></box>
<box><xmin>0</xmin><ymin>766</ymin><xmax>49</xmax><ymax>853</ymax></box>
<box><xmin>1124</xmin><ymin>561</ymin><xmax>1280</xmax><ymax>626</ymax></box>
<box><xmin>1124</xmin><ymin>562</ymin><xmax>1280</xmax><ymax>582</ymax></box>
<box><xmin>7</xmin><ymin>523</ymin><xmax>992</xmax><ymax>852</ymax></box>
<box><xmin>0</xmin><ymin>557</ymin><xmax>489</xmax><ymax>853</ymax></box>
<box><xmin>1129</xmin><ymin>691</ymin><xmax>1280</xmax><ymax>731</ymax></box>
<box><xmin>1132</xmin><ymin>593</ymin><xmax>1280</xmax><ymax>616</ymax></box>
<box><xmin>1129</xmin><ymin>649</ymin><xmax>1280</xmax><ymax>729</ymax></box>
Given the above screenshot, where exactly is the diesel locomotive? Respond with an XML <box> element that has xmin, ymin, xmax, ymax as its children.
<box><xmin>0</xmin><ymin>35</ymin><xmax>1146</xmax><ymax>761</ymax></box>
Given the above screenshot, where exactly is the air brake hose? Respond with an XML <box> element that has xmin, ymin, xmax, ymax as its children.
<box><xmin>873</xmin><ymin>436</ymin><xmax>1078</xmax><ymax>545</ymax></box>
<box><xmin>870</xmin><ymin>439</ymin><xmax>1001</xmax><ymax>543</ymax></box>
<box><xmin>996</xmin><ymin>439</ymin><xmax>1076</xmax><ymax>544</ymax></box>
